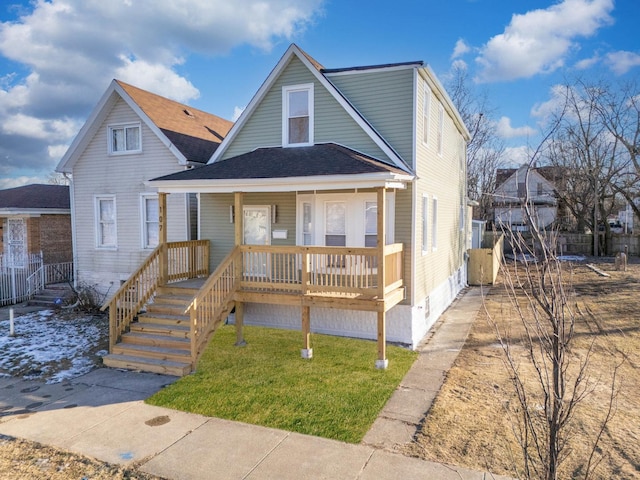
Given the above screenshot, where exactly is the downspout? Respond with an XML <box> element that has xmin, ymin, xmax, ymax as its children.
<box><xmin>63</xmin><ymin>173</ymin><xmax>78</xmax><ymax>289</ymax></box>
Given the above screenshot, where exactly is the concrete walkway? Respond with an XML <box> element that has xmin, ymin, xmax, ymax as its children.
<box><xmin>0</xmin><ymin>287</ymin><xmax>509</xmax><ymax>479</ymax></box>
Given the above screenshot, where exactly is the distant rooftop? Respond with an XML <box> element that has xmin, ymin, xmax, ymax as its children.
<box><xmin>0</xmin><ymin>184</ymin><xmax>69</xmax><ymax>211</ymax></box>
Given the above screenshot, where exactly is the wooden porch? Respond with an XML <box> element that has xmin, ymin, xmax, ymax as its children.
<box><xmin>102</xmin><ymin>189</ymin><xmax>404</xmax><ymax>376</ymax></box>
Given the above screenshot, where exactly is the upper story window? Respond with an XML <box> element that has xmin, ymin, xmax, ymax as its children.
<box><xmin>109</xmin><ymin>123</ymin><xmax>141</xmax><ymax>155</ymax></box>
<box><xmin>282</xmin><ymin>84</ymin><xmax>314</xmax><ymax>147</ymax></box>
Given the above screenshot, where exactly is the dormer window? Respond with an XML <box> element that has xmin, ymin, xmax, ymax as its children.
<box><xmin>109</xmin><ymin>123</ymin><xmax>141</xmax><ymax>154</ymax></box>
<box><xmin>283</xmin><ymin>84</ymin><xmax>313</xmax><ymax>147</ymax></box>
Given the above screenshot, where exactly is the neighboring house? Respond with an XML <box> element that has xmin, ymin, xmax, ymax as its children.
<box><xmin>0</xmin><ymin>184</ymin><xmax>72</xmax><ymax>266</ymax></box>
<box><xmin>493</xmin><ymin>165</ymin><xmax>566</xmax><ymax>231</ymax></box>
<box><xmin>56</xmin><ymin>80</ymin><xmax>234</xmax><ymax>295</ymax></box>
<box><xmin>60</xmin><ymin>44</ymin><xmax>471</xmax><ymax>375</ymax></box>
<box><xmin>0</xmin><ymin>184</ymin><xmax>72</xmax><ymax>305</ymax></box>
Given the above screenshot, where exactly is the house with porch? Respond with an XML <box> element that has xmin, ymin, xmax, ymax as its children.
<box><xmin>59</xmin><ymin>44</ymin><xmax>471</xmax><ymax>375</ymax></box>
<box><xmin>493</xmin><ymin>165</ymin><xmax>567</xmax><ymax>231</ymax></box>
<box><xmin>56</xmin><ymin>80</ymin><xmax>234</xmax><ymax>299</ymax></box>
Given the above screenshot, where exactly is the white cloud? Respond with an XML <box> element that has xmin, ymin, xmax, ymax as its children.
<box><xmin>475</xmin><ymin>0</ymin><xmax>614</xmax><ymax>83</ymax></box>
<box><xmin>0</xmin><ymin>0</ymin><xmax>324</xmax><ymax>183</ymax></box>
<box><xmin>531</xmin><ymin>84</ymin><xmax>568</xmax><ymax>122</ymax></box>
<box><xmin>496</xmin><ymin>116</ymin><xmax>536</xmax><ymax>139</ymax></box>
<box><xmin>0</xmin><ymin>175</ymin><xmax>50</xmax><ymax>189</ymax></box>
<box><xmin>503</xmin><ymin>146</ymin><xmax>535</xmax><ymax>166</ymax></box>
<box><xmin>605</xmin><ymin>51</ymin><xmax>640</xmax><ymax>75</ymax></box>
<box><xmin>233</xmin><ymin>106</ymin><xmax>246</xmax><ymax>122</ymax></box>
<box><xmin>575</xmin><ymin>54</ymin><xmax>601</xmax><ymax>70</ymax></box>
<box><xmin>451</xmin><ymin>38</ymin><xmax>470</xmax><ymax>60</ymax></box>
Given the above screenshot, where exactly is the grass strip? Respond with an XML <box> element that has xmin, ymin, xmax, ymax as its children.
<box><xmin>147</xmin><ymin>325</ymin><xmax>417</xmax><ymax>443</ymax></box>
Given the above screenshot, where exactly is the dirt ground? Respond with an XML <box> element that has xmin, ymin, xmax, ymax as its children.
<box><xmin>0</xmin><ymin>435</ymin><xmax>166</xmax><ymax>480</ymax></box>
<box><xmin>408</xmin><ymin>258</ymin><xmax>640</xmax><ymax>479</ymax></box>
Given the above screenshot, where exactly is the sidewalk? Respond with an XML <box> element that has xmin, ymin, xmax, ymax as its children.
<box><xmin>0</xmin><ymin>287</ymin><xmax>509</xmax><ymax>479</ymax></box>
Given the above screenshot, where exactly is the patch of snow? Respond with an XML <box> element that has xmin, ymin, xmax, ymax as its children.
<box><xmin>0</xmin><ymin>310</ymin><xmax>108</xmax><ymax>384</ymax></box>
<box><xmin>558</xmin><ymin>255</ymin><xmax>586</xmax><ymax>262</ymax></box>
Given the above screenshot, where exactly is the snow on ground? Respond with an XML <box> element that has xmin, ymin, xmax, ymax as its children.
<box><xmin>0</xmin><ymin>310</ymin><xmax>108</xmax><ymax>384</ymax></box>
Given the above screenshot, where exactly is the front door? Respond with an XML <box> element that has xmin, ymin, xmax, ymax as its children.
<box><xmin>243</xmin><ymin>206</ymin><xmax>270</xmax><ymax>277</ymax></box>
<box><xmin>6</xmin><ymin>218</ymin><xmax>27</xmax><ymax>268</ymax></box>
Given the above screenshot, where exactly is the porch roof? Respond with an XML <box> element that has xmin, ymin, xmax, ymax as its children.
<box><xmin>148</xmin><ymin>143</ymin><xmax>414</xmax><ymax>193</ymax></box>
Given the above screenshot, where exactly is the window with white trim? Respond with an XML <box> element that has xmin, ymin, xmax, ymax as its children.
<box><xmin>437</xmin><ymin>104</ymin><xmax>444</xmax><ymax>156</ymax></box>
<box><xmin>283</xmin><ymin>84</ymin><xmax>313</xmax><ymax>146</ymax></box>
<box><xmin>423</xmin><ymin>83</ymin><xmax>431</xmax><ymax>145</ymax></box>
<box><xmin>432</xmin><ymin>197</ymin><xmax>438</xmax><ymax>250</ymax></box>
<box><xmin>325</xmin><ymin>201</ymin><xmax>346</xmax><ymax>247</ymax></box>
<box><xmin>109</xmin><ymin>123</ymin><xmax>141</xmax><ymax>154</ymax></box>
<box><xmin>95</xmin><ymin>195</ymin><xmax>117</xmax><ymax>248</ymax></box>
<box><xmin>422</xmin><ymin>194</ymin><xmax>429</xmax><ymax>254</ymax></box>
<box><xmin>141</xmin><ymin>194</ymin><xmax>159</xmax><ymax>249</ymax></box>
<box><xmin>302</xmin><ymin>201</ymin><xmax>313</xmax><ymax>245</ymax></box>
<box><xmin>364</xmin><ymin>201</ymin><xmax>377</xmax><ymax>248</ymax></box>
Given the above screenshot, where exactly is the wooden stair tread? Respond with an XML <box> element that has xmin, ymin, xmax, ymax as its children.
<box><xmin>139</xmin><ymin>312</ymin><xmax>189</xmax><ymax>322</ymax></box>
<box><xmin>102</xmin><ymin>353</ymin><xmax>191</xmax><ymax>376</ymax></box>
<box><xmin>113</xmin><ymin>343</ymin><xmax>190</xmax><ymax>356</ymax></box>
<box><xmin>122</xmin><ymin>332</ymin><xmax>190</xmax><ymax>345</ymax></box>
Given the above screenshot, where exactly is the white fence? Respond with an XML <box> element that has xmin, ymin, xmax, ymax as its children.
<box><xmin>0</xmin><ymin>253</ymin><xmax>74</xmax><ymax>306</ymax></box>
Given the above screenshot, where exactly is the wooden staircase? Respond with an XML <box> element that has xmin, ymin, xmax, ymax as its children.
<box><xmin>102</xmin><ymin>285</ymin><xmax>198</xmax><ymax>376</ymax></box>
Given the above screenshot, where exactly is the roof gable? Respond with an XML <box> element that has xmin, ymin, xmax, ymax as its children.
<box><xmin>209</xmin><ymin>44</ymin><xmax>411</xmax><ymax>173</ymax></box>
<box><xmin>57</xmin><ymin>80</ymin><xmax>232</xmax><ymax>172</ymax></box>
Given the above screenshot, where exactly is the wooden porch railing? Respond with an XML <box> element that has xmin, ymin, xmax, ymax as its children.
<box><xmin>103</xmin><ymin>240</ymin><xmax>209</xmax><ymax>351</ymax></box>
<box><xmin>187</xmin><ymin>243</ymin><xmax>404</xmax><ymax>365</ymax></box>
<box><xmin>188</xmin><ymin>246</ymin><xmax>242</xmax><ymax>361</ymax></box>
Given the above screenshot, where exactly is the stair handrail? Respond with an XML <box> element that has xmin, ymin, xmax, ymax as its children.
<box><xmin>188</xmin><ymin>246</ymin><xmax>242</xmax><ymax>364</ymax></box>
<box><xmin>102</xmin><ymin>243</ymin><xmax>165</xmax><ymax>351</ymax></box>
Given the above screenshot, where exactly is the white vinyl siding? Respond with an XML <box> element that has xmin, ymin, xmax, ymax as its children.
<box><xmin>108</xmin><ymin>123</ymin><xmax>141</xmax><ymax>154</ymax></box>
<box><xmin>72</xmin><ymin>98</ymin><xmax>188</xmax><ymax>298</ymax></box>
<box><xmin>431</xmin><ymin>197</ymin><xmax>438</xmax><ymax>251</ymax></box>
<box><xmin>95</xmin><ymin>195</ymin><xmax>117</xmax><ymax>248</ymax></box>
<box><xmin>282</xmin><ymin>84</ymin><xmax>314</xmax><ymax>146</ymax></box>
<box><xmin>437</xmin><ymin>104</ymin><xmax>444</xmax><ymax>156</ymax></box>
<box><xmin>141</xmin><ymin>194</ymin><xmax>159</xmax><ymax>249</ymax></box>
<box><xmin>421</xmin><ymin>194</ymin><xmax>428</xmax><ymax>254</ymax></box>
<box><xmin>422</xmin><ymin>84</ymin><xmax>431</xmax><ymax>146</ymax></box>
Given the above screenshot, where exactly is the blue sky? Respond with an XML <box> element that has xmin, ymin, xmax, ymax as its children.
<box><xmin>0</xmin><ymin>0</ymin><xmax>638</xmax><ymax>188</ymax></box>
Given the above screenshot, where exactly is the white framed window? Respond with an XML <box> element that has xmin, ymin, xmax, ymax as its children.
<box><xmin>95</xmin><ymin>195</ymin><xmax>117</xmax><ymax>248</ymax></box>
<box><xmin>282</xmin><ymin>84</ymin><xmax>314</xmax><ymax>147</ymax></box>
<box><xmin>302</xmin><ymin>201</ymin><xmax>313</xmax><ymax>245</ymax></box>
<box><xmin>108</xmin><ymin>123</ymin><xmax>141</xmax><ymax>154</ymax></box>
<box><xmin>423</xmin><ymin>83</ymin><xmax>431</xmax><ymax>145</ymax></box>
<box><xmin>437</xmin><ymin>104</ymin><xmax>444</xmax><ymax>156</ymax></box>
<box><xmin>364</xmin><ymin>201</ymin><xmax>377</xmax><ymax>248</ymax></box>
<box><xmin>325</xmin><ymin>201</ymin><xmax>346</xmax><ymax>247</ymax></box>
<box><xmin>422</xmin><ymin>194</ymin><xmax>429</xmax><ymax>254</ymax></box>
<box><xmin>432</xmin><ymin>197</ymin><xmax>438</xmax><ymax>251</ymax></box>
<box><xmin>141</xmin><ymin>194</ymin><xmax>159</xmax><ymax>249</ymax></box>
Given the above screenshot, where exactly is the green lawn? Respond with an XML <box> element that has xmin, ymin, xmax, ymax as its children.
<box><xmin>146</xmin><ymin>325</ymin><xmax>417</xmax><ymax>443</ymax></box>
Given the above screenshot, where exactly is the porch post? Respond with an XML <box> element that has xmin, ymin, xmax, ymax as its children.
<box><xmin>376</xmin><ymin>187</ymin><xmax>388</xmax><ymax>369</ymax></box>
<box><xmin>158</xmin><ymin>192</ymin><xmax>168</xmax><ymax>285</ymax></box>
<box><xmin>234</xmin><ymin>192</ymin><xmax>244</xmax><ymax>246</ymax></box>
<box><xmin>233</xmin><ymin>192</ymin><xmax>245</xmax><ymax>346</ymax></box>
<box><xmin>301</xmin><ymin>305</ymin><xmax>313</xmax><ymax>358</ymax></box>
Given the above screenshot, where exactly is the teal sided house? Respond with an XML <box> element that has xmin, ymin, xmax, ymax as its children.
<box><xmin>59</xmin><ymin>44</ymin><xmax>471</xmax><ymax>375</ymax></box>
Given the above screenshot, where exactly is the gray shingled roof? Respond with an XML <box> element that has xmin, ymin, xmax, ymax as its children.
<box><xmin>0</xmin><ymin>184</ymin><xmax>70</xmax><ymax>210</ymax></box>
<box><xmin>151</xmin><ymin>144</ymin><xmax>408</xmax><ymax>182</ymax></box>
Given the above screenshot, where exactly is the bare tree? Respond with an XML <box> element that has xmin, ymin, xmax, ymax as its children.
<box><xmin>489</xmin><ymin>114</ymin><xmax>621</xmax><ymax>478</ymax></box>
<box><xmin>47</xmin><ymin>171</ymin><xmax>70</xmax><ymax>185</ymax></box>
<box><xmin>447</xmin><ymin>64</ymin><xmax>505</xmax><ymax>222</ymax></box>
<box><xmin>543</xmin><ymin>82</ymin><xmax>627</xmax><ymax>251</ymax></box>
